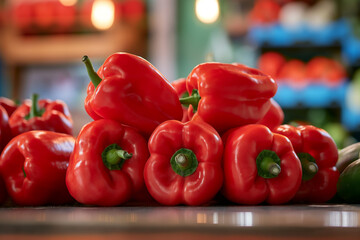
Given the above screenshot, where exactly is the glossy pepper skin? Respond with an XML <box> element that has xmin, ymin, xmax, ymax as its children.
<box><xmin>182</xmin><ymin>63</ymin><xmax>277</xmax><ymax>134</ymax></box>
<box><xmin>9</xmin><ymin>94</ymin><xmax>73</xmax><ymax>137</ymax></box>
<box><xmin>257</xmin><ymin>98</ymin><xmax>284</xmax><ymax>130</ymax></box>
<box><xmin>222</xmin><ymin>124</ymin><xmax>302</xmax><ymax>205</ymax></box>
<box><xmin>0</xmin><ymin>131</ymin><xmax>75</xmax><ymax>206</ymax></box>
<box><xmin>0</xmin><ymin>97</ymin><xmax>17</xmax><ymax>117</ymax></box>
<box><xmin>273</xmin><ymin>124</ymin><xmax>339</xmax><ymax>203</ymax></box>
<box><xmin>144</xmin><ymin>118</ymin><xmax>223</xmax><ymax>206</ymax></box>
<box><xmin>83</xmin><ymin>53</ymin><xmax>183</xmax><ymax>137</ymax></box>
<box><xmin>171</xmin><ymin>78</ymin><xmax>190</xmax><ymax>122</ymax></box>
<box><xmin>66</xmin><ymin>119</ymin><xmax>149</xmax><ymax>206</ymax></box>
<box><xmin>0</xmin><ymin>106</ymin><xmax>12</xmax><ymax>153</ymax></box>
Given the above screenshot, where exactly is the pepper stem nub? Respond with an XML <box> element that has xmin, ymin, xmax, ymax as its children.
<box><xmin>179</xmin><ymin>89</ymin><xmax>201</xmax><ymax>113</ymax></box>
<box><xmin>82</xmin><ymin>55</ymin><xmax>102</xmax><ymax>88</ymax></box>
<box><xmin>256</xmin><ymin>150</ymin><xmax>281</xmax><ymax>178</ymax></box>
<box><xmin>102</xmin><ymin>144</ymin><xmax>132</xmax><ymax>170</ymax></box>
<box><xmin>171</xmin><ymin>148</ymin><xmax>198</xmax><ymax>177</ymax></box>
<box><xmin>297</xmin><ymin>152</ymin><xmax>318</xmax><ymax>181</ymax></box>
<box><xmin>175</xmin><ymin>153</ymin><xmax>187</xmax><ymax>166</ymax></box>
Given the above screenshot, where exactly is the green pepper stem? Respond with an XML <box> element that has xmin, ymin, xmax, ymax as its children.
<box><xmin>106</xmin><ymin>149</ymin><xmax>132</xmax><ymax>165</ymax></box>
<box><xmin>171</xmin><ymin>148</ymin><xmax>198</xmax><ymax>177</ymax></box>
<box><xmin>260</xmin><ymin>157</ymin><xmax>281</xmax><ymax>177</ymax></box>
<box><xmin>102</xmin><ymin>144</ymin><xmax>132</xmax><ymax>170</ymax></box>
<box><xmin>297</xmin><ymin>152</ymin><xmax>318</xmax><ymax>181</ymax></box>
<box><xmin>82</xmin><ymin>55</ymin><xmax>102</xmax><ymax>88</ymax></box>
<box><xmin>256</xmin><ymin>150</ymin><xmax>281</xmax><ymax>178</ymax></box>
<box><xmin>29</xmin><ymin>93</ymin><xmax>40</xmax><ymax>119</ymax></box>
<box><xmin>179</xmin><ymin>89</ymin><xmax>201</xmax><ymax>112</ymax></box>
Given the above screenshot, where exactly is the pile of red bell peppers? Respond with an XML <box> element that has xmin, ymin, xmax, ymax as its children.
<box><xmin>0</xmin><ymin>52</ymin><xmax>345</xmax><ymax>206</ymax></box>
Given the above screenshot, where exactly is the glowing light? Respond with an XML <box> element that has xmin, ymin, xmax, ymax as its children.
<box><xmin>195</xmin><ymin>0</ymin><xmax>220</xmax><ymax>24</ymax></box>
<box><xmin>91</xmin><ymin>0</ymin><xmax>115</xmax><ymax>30</ymax></box>
<box><xmin>59</xmin><ymin>0</ymin><xmax>78</xmax><ymax>6</ymax></box>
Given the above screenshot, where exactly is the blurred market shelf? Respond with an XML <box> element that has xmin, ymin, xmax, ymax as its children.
<box><xmin>0</xmin><ymin>23</ymin><xmax>146</xmax><ymax>65</ymax></box>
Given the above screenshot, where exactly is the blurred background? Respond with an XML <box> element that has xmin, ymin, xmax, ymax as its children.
<box><xmin>0</xmin><ymin>0</ymin><xmax>359</xmax><ymax>148</ymax></box>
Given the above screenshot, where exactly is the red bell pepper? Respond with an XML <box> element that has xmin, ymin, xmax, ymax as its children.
<box><xmin>0</xmin><ymin>106</ymin><xmax>11</xmax><ymax>153</ymax></box>
<box><xmin>0</xmin><ymin>130</ymin><xmax>75</xmax><ymax>206</ymax></box>
<box><xmin>181</xmin><ymin>63</ymin><xmax>277</xmax><ymax>133</ymax></box>
<box><xmin>82</xmin><ymin>53</ymin><xmax>183</xmax><ymax>137</ymax></box>
<box><xmin>257</xmin><ymin>98</ymin><xmax>284</xmax><ymax>130</ymax></box>
<box><xmin>171</xmin><ymin>78</ymin><xmax>190</xmax><ymax>122</ymax></box>
<box><xmin>0</xmin><ymin>97</ymin><xmax>18</xmax><ymax>117</ymax></box>
<box><xmin>66</xmin><ymin>119</ymin><xmax>149</xmax><ymax>206</ymax></box>
<box><xmin>144</xmin><ymin>118</ymin><xmax>223</xmax><ymax>206</ymax></box>
<box><xmin>273</xmin><ymin>124</ymin><xmax>339</xmax><ymax>203</ymax></box>
<box><xmin>9</xmin><ymin>94</ymin><xmax>73</xmax><ymax>137</ymax></box>
<box><xmin>222</xmin><ymin>124</ymin><xmax>302</xmax><ymax>205</ymax></box>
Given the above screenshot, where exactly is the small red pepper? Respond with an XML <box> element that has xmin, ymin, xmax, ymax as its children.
<box><xmin>66</xmin><ymin>119</ymin><xmax>149</xmax><ymax>206</ymax></box>
<box><xmin>273</xmin><ymin>124</ymin><xmax>339</xmax><ymax>203</ymax></box>
<box><xmin>0</xmin><ymin>106</ymin><xmax>11</xmax><ymax>153</ymax></box>
<box><xmin>181</xmin><ymin>63</ymin><xmax>277</xmax><ymax>134</ymax></box>
<box><xmin>0</xmin><ymin>131</ymin><xmax>75</xmax><ymax>206</ymax></box>
<box><xmin>222</xmin><ymin>124</ymin><xmax>302</xmax><ymax>205</ymax></box>
<box><xmin>82</xmin><ymin>53</ymin><xmax>183</xmax><ymax>137</ymax></box>
<box><xmin>257</xmin><ymin>98</ymin><xmax>284</xmax><ymax>130</ymax></box>
<box><xmin>0</xmin><ymin>97</ymin><xmax>18</xmax><ymax>117</ymax></box>
<box><xmin>171</xmin><ymin>78</ymin><xmax>190</xmax><ymax>122</ymax></box>
<box><xmin>144</xmin><ymin>118</ymin><xmax>223</xmax><ymax>206</ymax></box>
<box><xmin>9</xmin><ymin>94</ymin><xmax>73</xmax><ymax>137</ymax></box>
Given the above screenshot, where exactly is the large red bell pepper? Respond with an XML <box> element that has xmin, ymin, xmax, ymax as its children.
<box><xmin>273</xmin><ymin>124</ymin><xmax>339</xmax><ymax>203</ymax></box>
<box><xmin>66</xmin><ymin>119</ymin><xmax>149</xmax><ymax>206</ymax></box>
<box><xmin>0</xmin><ymin>97</ymin><xmax>18</xmax><ymax>117</ymax></box>
<box><xmin>181</xmin><ymin>63</ymin><xmax>277</xmax><ymax>133</ymax></box>
<box><xmin>0</xmin><ymin>130</ymin><xmax>74</xmax><ymax>206</ymax></box>
<box><xmin>0</xmin><ymin>106</ymin><xmax>11</xmax><ymax>153</ymax></box>
<box><xmin>257</xmin><ymin>98</ymin><xmax>284</xmax><ymax>130</ymax></box>
<box><xmin>82</xmin><ymin>53</ymin><xmax>183</xmax><ymax>137</ymax></box>
<box><xmin>222</xmin><ymin>124</ymin><xmax>302</xmax><ymax>205</ymax></box>
<box><xmin>171</xmin><ymin>78</ymin><xmax>190</xmax><ymax>122</ymax></box>
<box><xmin>9</xmin><ymin>94</ymin><xmax>73</xmax><ymax>137</ymax></box>
<box><xmin>144</xmin><ymin>118</ymin><xmax>223</xmax><ymax>206</ymax></box>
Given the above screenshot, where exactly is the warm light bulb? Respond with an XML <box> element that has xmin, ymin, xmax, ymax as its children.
<box><xmin>91</xmin><ymin>0</ymin><xmax>115</xmax><ymax>30</ymax></box>
<box><xmin>195</xmin><ymin>0</ymin><xmax>220</xmax><ymax>24</ymax></box>
<box><xmin>59</xmin><ymin>0</ymin><xmax>78</xmax><ymax>6</ymax></box>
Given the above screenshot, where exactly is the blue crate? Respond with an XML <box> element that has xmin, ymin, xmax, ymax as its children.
<box><xmin>301</xmin><ymin>84</ymin><xmax>333</xmax><ymax>107</ymax></box>
<box><xmin>273</xmin><ymin>83</ymin><xmax>301</xmax><ymax>107</ymax></box>
<box><xmin>342</xmin><ymin>107</ymin><xmax>360</xmax><ymax>130</ymax></box>
<box><xmin>275</xmin><ymin>81</ymin><xmax>348</xmax><ymax>108</ymax></box>
<box><xmin>249</xmin><ymin>19</ymin><xmax>351</xmax><ymax>46</ymax></box>
<box><xmin>342</xmin><ymin>35</ymin><xmax>360</xmax><ymax>65</ymax></box>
